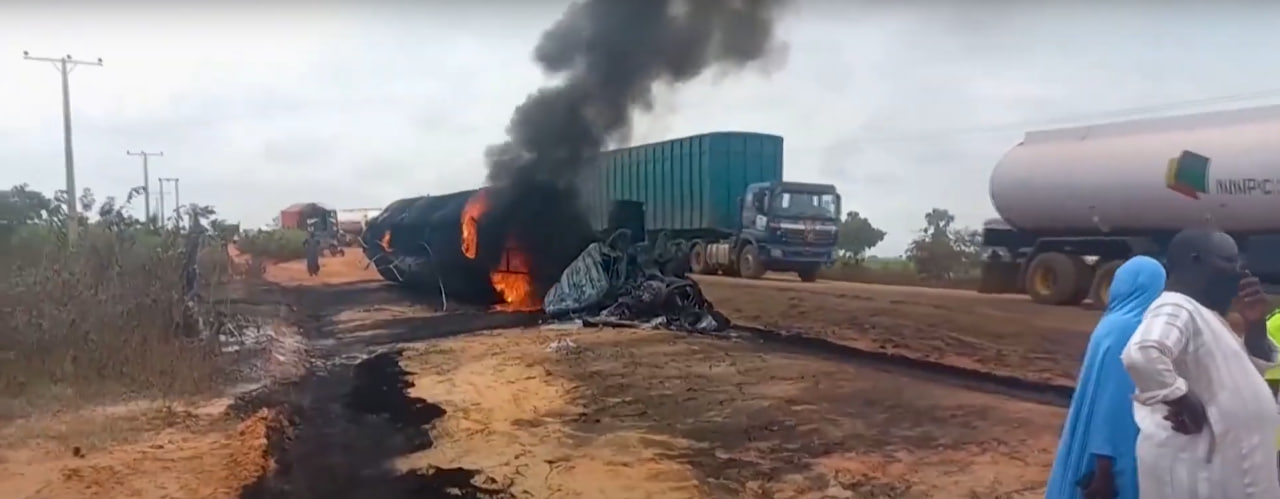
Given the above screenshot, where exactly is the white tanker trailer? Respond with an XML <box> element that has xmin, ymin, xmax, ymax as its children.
<box><xmin>980</xmin><ymin>105</ymin><xmax>1280</xmax><ymax>306</ymax></box>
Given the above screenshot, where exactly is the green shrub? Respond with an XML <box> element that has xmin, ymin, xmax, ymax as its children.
<box><xmin>236</xmin><ymin>229</ymin><xmax>308</xmax><ymax>261</ymax></box>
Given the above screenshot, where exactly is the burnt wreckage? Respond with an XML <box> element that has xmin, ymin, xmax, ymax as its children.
<box><xmin>360</xmin><ymin>189</ymin><xmax>730</xmax><ymax>333</ymax></box>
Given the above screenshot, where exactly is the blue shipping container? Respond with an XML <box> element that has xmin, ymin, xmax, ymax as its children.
<box><xmin>580</xmin><ymin>131</ymin><xmax>784</xmax><ymax>234</ymax></box>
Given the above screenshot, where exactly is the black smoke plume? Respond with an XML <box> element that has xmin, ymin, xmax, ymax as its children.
<box><xmin>477</xmin><ymin>0</ymin><xmax>792</xmax><ymax>296</ymax></box>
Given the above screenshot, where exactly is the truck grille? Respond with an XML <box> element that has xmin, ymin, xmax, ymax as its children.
<box><xmin>781</xmin><ymin>228</ymin><xmax>835</xmax><ymax>245</ymax></box>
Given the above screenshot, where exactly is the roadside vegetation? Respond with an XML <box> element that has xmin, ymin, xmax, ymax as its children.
<box><xmin>236</xmin><ymin>228</ymin><xmax>308</xmax><ymax>262</ymax></box>
<box><xmin>0</xmin><ymin>184</ymin><xmax>239</xmax><ymax>417</ymax></box>
<box><xmin>824</xmin><ymin>207</ymin><xmax>983</xmax><ymax>289</ymax></box>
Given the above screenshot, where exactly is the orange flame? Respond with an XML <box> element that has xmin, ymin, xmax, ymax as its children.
<box><xmin>460</xmin><ymin>190</ymin><xmax>486</xmax><ymax>260</ymax></box>
<box><xmin>460</xmin><ymin>190</ymin><xmax>541</xmax><ymax>311</ymax></box>
<box><xmin>380</xmin><ymin>230</ymin><xmax>393</xmax><ymax>252</ymax></box>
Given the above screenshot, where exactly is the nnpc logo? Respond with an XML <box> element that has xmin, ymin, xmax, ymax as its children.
<box><xmin>1165</xmin><ymin>150</ymin><xmax>1210</xmax><ymax>200</ymax></box>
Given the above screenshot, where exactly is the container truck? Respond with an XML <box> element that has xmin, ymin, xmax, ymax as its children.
<box><xmin>279</xmin><ymin>202</ymin><xmax>344</xmax><ymax>255</ymax></box>
<box><xmin>978</xmin><ymin>105</ymin><xmax>1280</xmax><ymax>306</ymax></box>
<box><xmin>580</xmin><ymin>131</ymin><xmax>842</xmax><ymax>282</ymax></box>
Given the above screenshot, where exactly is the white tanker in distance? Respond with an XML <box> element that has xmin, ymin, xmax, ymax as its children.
<box><xmin>979</xmin><ymin>105</ymin><xmax>1280</xmax><ymax>307</ymax></box>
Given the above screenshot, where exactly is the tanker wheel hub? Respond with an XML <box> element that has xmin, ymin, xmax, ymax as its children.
<box><xmin>1033</xmin><ymin>266</ymin><xmax>1056</xmax><ymax>296</ymax></box>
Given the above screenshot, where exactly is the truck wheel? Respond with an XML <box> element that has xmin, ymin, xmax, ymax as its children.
<box><xmin>1088</xmin><ymin>259</ymin><xmax>1124</xmax><ymax>309</ymax></box>
<box><xmin>737</xmin><ymin>245</ymin><xmax>766</xmax><ymax>279</ymax></box>
<box><xmin>797</xmin><ymin>265</ymin><xmax>820</xmax><ymax>283</ymax></box>
<box><xmin>688</xmin><ymin>241</ymin><xmax>712</xmax><ymax>275</ymax></box>
<box><xmin>1024</xmin><ymin>252</ymin><xmax>1085</xmax><ymax>306</ymax></box>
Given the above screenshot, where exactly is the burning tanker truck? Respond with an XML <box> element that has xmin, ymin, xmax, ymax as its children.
<box><xmin>363</xmin><ymin>131</ymin><xmax>841</xmax><ymax>311</ymax></box>
<box><xmin>362</xmin><ymin>0</ymin><xmax>796</xmax><ymax>328</ymax></box>
<box><xmin>359</xmin><ymin>188</ymin><xmax>574</xmax><ymax>311</ymax></box>
<box><xmin>360</xmin><ymin>181</ymin><xmax>729</xmax><ymax>331</ymax></box>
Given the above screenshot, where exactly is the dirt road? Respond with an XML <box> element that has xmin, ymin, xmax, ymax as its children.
<box><xmin>400</xmin><ymin>326</ymin><xmax>1061</xmax><ymax>498</ymax></box>
<box><xmin>260</xmin><ymin>254</ymin><xmax>1064</xmax><ymax>497</ymax></box>
<box><xmin>698</xmin><ymin>274</ymin><xmax>1100</xmax><ymax>386</ymax></box>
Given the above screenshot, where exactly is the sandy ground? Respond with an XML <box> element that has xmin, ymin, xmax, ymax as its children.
<box><xmin>0</xmin><ymin>400</ymin><xmax>279</xmax><ymax>499</ymax></box>
<box><xmin>698</xmin><ymin>273</ymin><xmax>1102</xmax><ymax>385</ymax></box>
<box><xmin>399</xmin><ymin>326</ymin><xmax>1062</xmax><ymax>498</ymax></box>
<box><xmin>259</xmin><ymin>250</ymin><xmax>383</xmax><ymax>287</ymax></box>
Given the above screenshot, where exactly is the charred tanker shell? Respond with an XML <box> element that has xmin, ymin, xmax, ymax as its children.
<box><xmin>361</xmin><ymin>187</ymin><xmax>594</xmax><ymax>310</ymax></box>
<box><xmin>361</xmin><ymin>190</ymin><xmax>500</xmax><ymax>306</ymax></box>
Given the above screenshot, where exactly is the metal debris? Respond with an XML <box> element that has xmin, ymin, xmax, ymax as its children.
<box><xmin>543</xmin><ymin>229</ymin><xmax>730</xmax><ymax>333</ymax></box>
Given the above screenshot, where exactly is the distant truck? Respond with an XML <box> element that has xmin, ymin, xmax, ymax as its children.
<box><xmin>580</xmin><ymin>131</ymin><xmax>842</xmax><ymax>282</ymax></box>
<box><xmin>279</xmin><ymin>202</ymin><xmax>345</xmax><ymax>255</ymax></box>
<box><xmin>336</xmin><ymin>208</ymin><xmax>384</xmax><ymax>246</ymax></box>
<box><xmin>978</xmin><ymin>105</ymin><xmax>1280</xmax><ymax>307</ymax></box>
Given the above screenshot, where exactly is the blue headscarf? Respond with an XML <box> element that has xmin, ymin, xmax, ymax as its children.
<box><xmin>1045</xmin><ymin>255</ymin><xmax>1166</xmax><ymax>499</ymax></box>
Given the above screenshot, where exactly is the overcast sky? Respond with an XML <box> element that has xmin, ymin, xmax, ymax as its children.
<box><xmin>3</xmin><ymin>2</ymin><xmax>1279</xmax><ymax>255</ymax></box>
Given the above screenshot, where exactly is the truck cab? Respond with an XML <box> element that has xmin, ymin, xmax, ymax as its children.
<box><xmin>738</xmin><ymin>181</ymin><xmax>841</xmax><ymax>281</ymax></box>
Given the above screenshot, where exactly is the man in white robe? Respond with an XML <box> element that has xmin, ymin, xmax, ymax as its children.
<box><xmin>1121</xmin><ymin>229</ymin><xmax>1280</xmax><ymax>498</ymax></box>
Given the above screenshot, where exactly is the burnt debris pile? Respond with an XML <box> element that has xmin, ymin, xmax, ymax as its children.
<box><xmin>544</xmin><ymin>229</ymin><xmax>731</xmax><ymax>333</ymax></box>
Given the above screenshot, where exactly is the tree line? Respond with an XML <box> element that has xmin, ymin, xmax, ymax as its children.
<box><xmin>0</xmin><ymin>183</ymin><xmax>239</xmax><ymax>243</ymax></box>
<box><xmin>836</xmin><ymin>207</ymin><xmax>983</xmax><ymax>281</ymax></box>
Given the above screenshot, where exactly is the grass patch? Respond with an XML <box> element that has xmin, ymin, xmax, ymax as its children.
<box><xmin>236</xmin><ymin>229</ymin><xmax>308</xmax><ymax>262</ymax></box>
<box><xmin>819</xmin><ymin>258</ymin><xmax>980</xmax><ymax>290</ymax></box>
<box><xmin>0</xmin><ymin>225</ymin><xmax>234</xmax><ymax>417</ymax></box>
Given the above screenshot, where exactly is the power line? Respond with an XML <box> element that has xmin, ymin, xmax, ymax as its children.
<box><xmin>23</xmin><ymin>51</ymin><xmax>103</xmax><ymax>244</ymax></box>
<box><xmin>845</xmin><ymin>86</ymin><xmax>1280</xmax><ymax>145</ymax></box>
<box><xmin>126</xmin><ymin>150</ymin><xmax>163</xmax><ymax>223</ymax></box>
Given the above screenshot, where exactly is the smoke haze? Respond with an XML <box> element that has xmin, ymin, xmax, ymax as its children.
<box><xmin>479</xmin><ymin>0</ymin><xmax>792</xmax><ymax>294</ymax></box>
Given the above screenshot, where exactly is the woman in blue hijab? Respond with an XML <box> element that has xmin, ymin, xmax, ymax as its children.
<box><xmin>1045</xmin><ymin>255</ymin><xmax>1166</xmax><ymax>499</ymax></box>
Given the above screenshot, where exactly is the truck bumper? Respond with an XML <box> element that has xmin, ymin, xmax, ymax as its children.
<box><xmin>758</xmin><ymin>244</ymin><xmax>836</xmax><ymax>270</ymax></box>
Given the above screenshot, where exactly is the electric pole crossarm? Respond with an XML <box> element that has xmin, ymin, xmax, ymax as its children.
<box><xmin>22</xmin><ymin>50</ymin><xmax>102</xmax><ymax>245</ymax></box>
<box><xmin>127</xmin><ymin>150</ymin><xmax>163</xmax><ymax>223</ymax></box>
<box><xmin>22</xmin><ymin>52</ymin><xmax>103</xmax><ymax>66</ymax></box>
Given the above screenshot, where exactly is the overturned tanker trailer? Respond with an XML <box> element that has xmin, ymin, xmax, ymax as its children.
<box><xmin>361</xmin><ymin>186</ymin><xmax>591</xmax><ymax>311</ymax></box>
<box><xmin>360</xmin><ymin>190</ymin><xmax>505</xmax><ymax>306</ymax></box>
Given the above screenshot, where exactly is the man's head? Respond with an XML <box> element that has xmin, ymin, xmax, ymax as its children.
<box><xmin>1165</xmin><ymin>228</ymin><xmax>1245</xmax><ymax>315</ymax></box>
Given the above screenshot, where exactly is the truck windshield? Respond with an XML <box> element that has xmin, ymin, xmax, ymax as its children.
<box><xmin>773</xmin><ymin>192</ymin><xmax>838</xmax><ymax>219</ymax></box>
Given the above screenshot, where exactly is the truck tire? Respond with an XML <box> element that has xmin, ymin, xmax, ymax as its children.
<box><xmin>737</xmin><ymin>245</ymin><xmax>766</xmax><ymax>279</ymax></box>
<box><xmin>1088</xmin><ymin>259</ymin><xmax>1124</xmax><ymax>309</ymax></box>
<box><xmin>1024</xmin><ymin>252</ymin><xmax>1085</xmax><ymax>306</ymax></box>
<box><xmin>1070</xmin><ymin>256</ymin><xmax>1095</xmax><ymax>304</ymax></box>
<box><xmin>797</xmin><ymin>265</ymin><xmax>820</xmax><ymax>282</ymax></box>
<box><xmin>688</xmin><ymin>241</ymin><xmax>712</xmax><ymax>275</ymax></box>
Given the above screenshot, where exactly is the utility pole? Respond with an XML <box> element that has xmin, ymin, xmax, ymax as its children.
<box><xmin>159</xmin><ymin>177</ymin><xmax>178</xmax><ymax>226</ymax></box>
<box><xmin>23</xmin><ymin>51</ymin><xmax>103</xmax><ymax>244</ymax></box>
<box><xmin>126</xmin><ymin>150</ymin><xmax>162</xmax><ymax>223</ymax></box>
<box><xmin>157</xmin><ymin>179</ymin><xmax>166</xmax><ymax>225</ymax></box>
